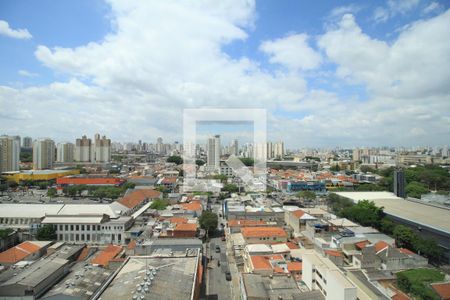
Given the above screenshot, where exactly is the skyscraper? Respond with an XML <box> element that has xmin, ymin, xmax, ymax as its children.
<box><xmin>33</xmin><ymin>138</ymin><xmax>55</xmax><ymax>170</ymax></box>
<box><xmin>92</xmin><ymin>134</ymin><xmax>111</xmax><ymax>163</ymax></box>
<box><xmin>394</xmin><ymin>169</ymin><xmax>406</xmax><ymax>198</ymax></box>
<box><xmin>57</xmin><ymin>142</ymin><xmax>74</xmax><ymax>163</ymax></box>
<box><xmin>273</xmin><ymin>141</ymin><xmax>284</xmax><ymax>159</ymax></box>
<box><xmin>0</xmin><ymin>135</ymin><xmax>20</xmax><ymax>172</ymax></box>
<box><xmin>74</xmin><ymin>135</ymin><xmax>92</xmax><ymax>162</ymax></box>
<box><xmin>23</xmin><ymin>136</ymin><xmax>33</xmax><ymax>149</ymax></box>
<box><xmin>230</xmin><ymin>139</ymin><xmax>239</xmax><ymax>156</ymax></box>
<box><xmin>207</xmin><ymin>135</ymin><xmax>220</xmax><ymax>170</ymax></box>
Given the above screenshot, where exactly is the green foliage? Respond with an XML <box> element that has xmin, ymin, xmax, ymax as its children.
<box><xmin>195</xmin><ymin>159</ymin><xmax>205</xmax><ymax>166</ymax></box>
<box><xmin>296</xmin><ymin>190</ymin><xmax>316</xmax><ymax>200</ymax></box>
<box><xmin>213</xmin><ymin>174</ymin><xmax>228</xmax><ymax>182</ymax></box>
<box><xmin>150</xmin><ymin>199</ymin><xmax>169</xmax><ymax>210</ymax></box>
<box><xmin>305</xmin><ymin>156</ymin><xmax>320</xmax><ymax>162</ymax></box>
<box><xmin>222</xmin><ymin>183</ymin><xmax>239</xmax><ymax>193</ymax></box>
<box><xmin>360</xmin><ymin>165</ymin><xmax>376</xmax><ymax>173</ymax></box>
<box><xmin>37</xmin><ymin>224</ymin><xmax>57</xmax><ymax>240</ymax></box>
<box><xmin>47</xmin><ymin>188</ymin><xmax>57</xmax><ymax>198</ymax></box>
<box><xmin>330</xmin><ymin>165</ymin><xmax>340</xmax><ymax>172</ymax></box>
<box><xmin>405</xmin><ymin>181</ymin><xmax>428</xmax><ymax>198</ymax></box>
<box><xmin>393</xmin><ymin>225</ymin><xmax>417</xmax><ymax>248</ymax></box>
<box><xmin>0</xmin><ymin>228</ymin><xmax>14</xmax><ymax>239</ymax></box>
<box><xmin>397</xmin><ymin>268</ymin><xmax>445</xmax><ymax>300</ymax></box>
<box><xmin>239</xmin><ymin>157</ymin><xmax>254</xmax><ymax>166</ymax></box>
<box><xmin>199</xmin><ymin>211</ymin><xmax>218</xmax><ymax>233</ymax></box>
<box><xmin>340</xmin><ymin>200</ymin><xmax>384</xmax><ymax>228</ymax></box>
<box><xmin>122</xmin><ymin>182</ymin><xmax>136</xmax><ymax>190</ymax></box>
<box><xmin>37</xmin><ymin>181</ymin><xmax>52</xmax><ymax>190</ymax></box>
<box><xmin>20</xmin><ymin>150</ymin><xmax>32</xmax><ymax>162</ymax></box>
<box><xmin>355</xmin><ymin>183</ymin><xmax>386</xmax><ymax>191</ymax></box>
<box><xmin>327</xmin><ymin>193</ymin><xmax>354</xmax><ymax>215</ymax></box>
<box><xmin>380</xmin><ymin>217</ymin><xmax>396</xmax><ymax>235</ymax></box>
<box><xmin>167</xmin><ymin>155</ymin><xmax>183</xmax><ymax>165</ymax></box>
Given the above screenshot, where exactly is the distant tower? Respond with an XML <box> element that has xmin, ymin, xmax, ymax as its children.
<box><xmin>207</xmin><ymin>135</ymin><xmax>220</xmax><ymax>170</ymax></box>
<box><xmin>394</xmin><ymin>169</ymin><xmax>406</xmax><ymax>198</ymax></box>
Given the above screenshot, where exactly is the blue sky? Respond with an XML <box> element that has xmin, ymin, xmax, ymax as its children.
<box><xmin>0</xmin><ymin>0</ymin><xmax>449</xmax><ymax>148</ymax></box>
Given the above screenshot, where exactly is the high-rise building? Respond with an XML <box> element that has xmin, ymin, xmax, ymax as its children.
<box><xmin>57</xmin><ymin>142</ymin><xmax>74</xmax><ymax>163</ymax></box>
<box><xmin>394</xmin><ymin>169</ymin><xmax>406</xmax><ymax>198</ymax></box>
<box><xmin>273</xmin><ymin>141</ymin><xmax>284</xmax><ymax>159</ymax></box>
<box><xmin>33</xmin><ymin>138</ymin><xmax>55</xmax><ymax>170</ymax></box>
<box><xmin>207</xmin><ymin>135</ymin><xmax>220</xmax><ymax>169</ymax></box>
<box><xmin>254</xmin><ymin>142</ymin><xmax>267</xmax><ymax>161</ymax></box>
<box><xmin>0</xmin><ymin>135</ymin><xmax>20</xmax><ymax>172</ymax></box>
<box><xmin>230</xmin><ymin>139</ymin><xmax>239</xmax><ymax>156</ymax></box>
<box><xmin>156</xmin><ymin>137</ymin><xmax>164</xmax><ymax>154</ymax></box>
<box><xmin>92</xmin><ymin>134</ymin><xmax>111</xmax><ymax>163</ymax></box>
<box><xmin>266</xmin><ymin>142</ymin><xmax>273</xmax><ymax>159</ymax></box>
<box><xmin>352</xmin><ymin>148</ymin><xmax>361</xmax><ymax>162</ymax></box>
<box><xmin>74</xmin><ymin>135</ymin><xmax>92</xmax><ymax>162</ymax></box>
<box><xmin>23</xmin><ymin>136</ymin><xmax>33</xmax><ymax>148</ymax></box>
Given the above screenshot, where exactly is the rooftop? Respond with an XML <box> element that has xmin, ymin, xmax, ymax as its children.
<box><xmin>0</xmin><ymin>241</ymin><xmax>50</xmax><ymax>264</ymax></box>
<box><xmin>431</xmin><ymin>282</ymin><xmax>450</xmax><ymax>300</ymax></box>
<box><xmin>241</xmin><ymin>227</ymin><xmax>287</xmax><ymax>238</ymax></box>
<box><xmin>119</xmin><ymin>189</ymin><xmax>162</xmax><ymax>209</ymax></box>
<box><xmin>91</xmin><ymin>244</ymin><xmax>123</xmax><ymax>267</ymax></box>
<box><xmin>99</xmin><ymin>253</ymin><xmax>200</xmax><ymax>300</ymax></box>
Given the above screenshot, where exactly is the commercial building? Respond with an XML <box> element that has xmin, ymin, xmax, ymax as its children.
<box><xmin>207</xmin><ymin>134</ymin><xmax>220</xmax><ymax>170</ymax></box>
<box><xmin>97</xmin><ymin>249</ymin><xmax>202</xmax><ymax>300</ymax></box>
<box><xmin>0</xmin><ymin>135</ymin><xmax>20</xmax><ymax>172</ymax></box>
<box><xmin>56</xmin><ymin>175</ymin><xmax>126</xmax><ymax>187</ymax></box>
<box><xmin>56</xmin><ymin>142</ymin><xmax>74</xmax><ymax>163</ymax></box>
<box><xmin>1</xmin><ymin>169</ymin><xmax>80</xmax><ymax>183</ymax></box>
<box><xmin>33</xmin><ymin>138</ymin><xmax>55</xmax><ymax>170</ymax></box>
<box><xmin>393</xmin><ymin>169</ymin><xmax>406</xmax><ymax>198</ymax></box>
<box><xmin>0</xmin><ymin>241</ymin><xmax>52</xmax><ymax>266</ymax></box>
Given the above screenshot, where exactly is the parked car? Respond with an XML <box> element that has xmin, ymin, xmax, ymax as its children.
<box><xmin>215</xmin><ymin>245</ymin><xmax>221</xmax><ymax>253</ymax></box>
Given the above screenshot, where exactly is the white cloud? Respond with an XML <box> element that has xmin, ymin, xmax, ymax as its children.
<box><xmin>373</xmin><ymin>0</ymin><xmax>421</xmax><ymax>22</ymax></box>
<box><xmin>423</xmin><ymin>1</ymin><xmax>443</xmax><ymax>14</ymax></box>
<box><xmin>259</xmin><ymin>34</ymin><xmax>322</xmax><ymax>71</ymax></box>
<box><xmin>328</xmin><ymin>4</ymin><xmax>362</xmax><ymax>19</ymax></box>
<box><xmin>0</xmin><ymin>20</ymin><xmax>32</xmax><ymax>39</ymax></box>
<box><xmin>18</xmin><ymin>70</ymin><xmax>38</xmax><ymax>77</ymax></box>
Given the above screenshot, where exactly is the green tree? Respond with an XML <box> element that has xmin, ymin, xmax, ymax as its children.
<box><xmin>327</xmin><ymin>193</ymin><xmax>354</xmax><ymax>215</ymax></box>
<box><xmin>150</xmin><ymin>199</ymin><xmax>169</xmax><ymax>210</ymax></box>
<box><xmin>340</xmin><ymin>200</ymin><xmax>384</xmax><ymax>228</ymax></box>
<box><xmin>195</xmin><ymin>159</ymin><xmax>205</xmax><ymax>166</ymax></box>
<box><xmin>47</xmin><ymin>188</ymin><xmax>57</xmax><ymax>198</ymax></box>
<box><xmin>397</xmin><ymin>268</ymin><xmax>444</xmax><ymax>300</ymax></box>
<box><xmin>393</xmin><ymin>225</ymin><xmax>417</xmax><ymax>249</ymax></box>
<box><xmin>239</xmin><ymin>157</ymin><xmax>254</xmax><ymax>166</ymax></box>
<box><xmin>222</xmin><ymin>183</ymin><xmax>239</xmax><ymax>193</ymax></box>
<box><xmin>167</xmin><ymin>156</ymin><xmax>183</xmax><ymax>165</ymax></box>
<box><xmin>360</xmin><ymin>165</ymin><xmax>376</xmax><ymax>173</ymax></box>
<box><xmin>330</xmin><ymin>165</ymin><xmax>340</xmax><ymax>172</ymax></box>
<box><xmin>296</xmin><ymin>190</ymin><xmax>316</xmax><ymax>201</ymax></box>
<box><xmin>199</xmin><ymin>211</ymin><xmax>218</xmax><ymax>235</ymax></box>
<box><xmin>121</xmin><ymin>182</ymin><xmax>136</xmax><ymax>191</ymax></box>
<box><xmin>380</xmin><ymin>217</ymin><xmax>396</xmax><ymax>235</ymax></box>
<box><xmin>0</xmin><ymin>228</ymin><xmax>13</xmax><ymax>239</ymax></box>
<box><xmin>213</xmin><ymin>174</ymin><xmax>228</xmax><ymax>183</ymax></box>
<box><xmin>37</xmin><ymin>224</ymin><xmax>57</xmax><ymax>240</ymax></box>
<box><xmin>405</xmin><ymin>181</ymin><xmax>428</xmax><ymax>198</ymax></box>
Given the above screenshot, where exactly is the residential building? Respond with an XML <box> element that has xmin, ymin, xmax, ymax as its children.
<box><xmin>207</xmin><ymin>134</ymin><xmax>220</xmax><ymax>170</ymax></box>
<box><xmin>92</xmin><ymin>133</ymin><xmax>111</xmax><ymax>163</ymax></box>
<box><xmin>33</xmin><ymin>138</ymin><xmax>55</xmax><ymax>169</ymax></box>
<box><xmin>273</xmin><ymin>141</ymin><xmax>284</xmax><ymax>159</ymax></box>
<box><xmin>241</xmin><ymin>227</ymin><xmax>288</xmax><ymax>244</ymax></box>
<box><xmin>0</xmin><ymin>135</ymin><xmax>20</xmax><ymax>172</ymax></box>
<box><xmin>22</xmin><ymin>136</ymin><xmax>33</xmax><ymax>149</ymax></box>
<box><xmin>56</xmin><ymin>142</ymin><xmax>74</xmax><ymax>163</ymax></box>
<box><xmin>74</xmin><ymin>135</ymin><xmax>92</xmax><ymax>162</ymax></box>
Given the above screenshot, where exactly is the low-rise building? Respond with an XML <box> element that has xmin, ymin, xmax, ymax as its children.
<box><xmin>241</xmin><ymin>227</ymin><xmax>288</xmax><ymax>244</ymax></box>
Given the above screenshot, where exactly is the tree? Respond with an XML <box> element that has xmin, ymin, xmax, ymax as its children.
<box><xmin>121</xmin><ymin>182</ymin><xmax>136</xmax><ymax>190</ymax></box>
<box><xmin>213</xmin><ymin>174</ymin><xmax>228</xmax><ymax>183</ymax></box>
<box><xmin>405</xmin><ymin>181</ymin><xmax>428</xmax><ymax>198</ymax></box>
<box><xmin>195</xmin><ymin>159</ymin><xmax>205</xmax><ymax>166</ymax></box>
<box><xmin>167</xmin><ymin>156</ymin><xmax>183</xmax><ymax>165</ymax></box>
<box><xmin>150</xmin><ymin>199</ymin><xmax>169</xmax><ymax>210</ymax></box>
<box><xmin>37</xmin><ymin>224</ymin><xmax>57</xmax><ymax>240</ymax></box>
<box><xmin>199</xmin><ymin>211</ymin><xmax>218</xmax><ymax>235</ymax></box>
<box><xmin>47</xmin><ymin>188</ymin><xmax>57</xmax><ymax>198</ymax></box>
<box><xmin>393</xmin><ymin>225</ymin><xmax>417</xmax><ymax>249</ymax></box>
<box><xmin>340</xmin><ymin>200</ymin><xmax>384</xmax><ymax>228</ymax></box>
<box><xmin>296</xmin><ymin>190</ymin><xmax>316</xmax><ymax>201</ymax></box>
<box><xmin>222</xmin><ymin>183</ymin><xmax>239</xmax><ymax>193</ymax></box>
<box><xmin>380</xmin><ymin>217</ymin><xmax>396</xmax><ymax>235</ymax></box>
<box><xmin>0</xmin><ymin>228</ymin><xmax>13</xmax><ymax>239</ymax></box>
<box><xmin>360</xmin><ymin>165</ymin><xmax>376</xmax><ymax>173</ymax></box>
<box><xmin>330</xmin><ymin>165</ymin><xmax>340</xmax><ymax>172</ymax></box>
<box><xmin>239</xmin><ymin>157</ymin><xmax>254</xmax><ymax>166</ymax></box>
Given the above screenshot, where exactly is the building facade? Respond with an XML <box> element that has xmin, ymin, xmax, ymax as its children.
<box><xmin>56</xmin><ymin>142</ymin><xmax>74</xmax><ymax>163</ymax></box>
<box><xmin>33</xmin><ymin>138</ymin><xmax>55</xmax><ymax>170</ymax></box>
<box><xmin>0</xmin><ymin>135</ymin><xmax>20</xmax><ymax>172</ymax></box>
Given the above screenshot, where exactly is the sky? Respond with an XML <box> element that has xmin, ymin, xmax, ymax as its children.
<box><xmin>0</xmin><ymin>0</ymin><xmax>450</xmax><ymax>148</ymax></box>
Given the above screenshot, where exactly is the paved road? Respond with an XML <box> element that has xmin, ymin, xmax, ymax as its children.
<box><xmin>206</xmin><ymin>237</ymin><xmax>232</xmax><ymax>300</ymax></box>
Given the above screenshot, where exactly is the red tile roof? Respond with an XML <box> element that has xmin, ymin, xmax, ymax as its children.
<box><xmin>161</xmin><ymin>177</ymin><xmax>177</xmax><ymax>184</ymax></box>
<box><xmin>251</xmin><ymin>255</ymin><xmax>284</xmax><ymax>270</ymax></box>
<box><xmin>91</xmin><ymin>244</ymin><xmax>122</xmax><ymax>266</ymax></box>
<box><xmin>0</xmin><ymin>241</ymin><xmax>42</xmax><ymax>264</ymax></box>
<box><xmin>375</xmin><ymin>241</ymin><xmax>390</xmax><ymax>253</ymax></box>
<box><xmin>168</xmin><ymin>217</ymin><xmax>189</xmax><ymax>224</ymax></box>
<box><xmin>285</xmin><ymin>242</ymin><xmax>300</xmax><ymax>249</ymax></box>
<box><xmin>391</xmin><ymin>292</ymin><xmax>411</xmax><ymax>300</ymax></box>
<box><xmin>431</xmin><ymin>282</ymin><xmax>450</xmax><ymax>300</ymax></box>
<box><xmin>119</xmin><ymin>189</ymin><xmax>162</xmax><ymax>209</ymax></box>
<box><xmin>241</xmin><ymin>227</ymin><xmax>287</xmax><ymax>238</ymax></box>
<box><xmin>324</xmin><ymin>249</ymin><xmax>344</xmax><ymax>257</ymax></box>
<box><xmin>287</xmin><ymin>262</ymin><xmax>302</xmax><ymax>272</ymax></box>
<box><xmin>355</xmin><ymin>240</ymin><xmax>370</xmax><ymax>250</ymax></box>
<box><xmin>175</xmin><ymin>223</ymin><xmax>198</xmax><ymax>231</ymax></box>
<box><xmin>292</xmin><ymin>210</ymin><xmax>305</xmax><ymax>219</ymax></box>
<box><xmin>398</xmin><ymin>248</ymin><xmax>415</xmax><ymax>255</ymax></box>
<box><xmin>127</xmin><ymin>240</ymin><xmax>137</xmax><ymax>250</ymax></box>
<box><xmin>77</xmin><ymin>247</ymin><xmax>90</xmax><ymax>261</ymax></box>
<box><xmin>180</xmin><ymin>201</ymin><xmax>202</xmax><ymax>211</ymax></box>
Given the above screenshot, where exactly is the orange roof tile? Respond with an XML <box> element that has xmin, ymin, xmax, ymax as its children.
<box><xmin>228</xmin><ymin>219</ymin><xmax>267</xmax><ymax>227</ymax></box>
<box><xmin>162</xmin><ymin>177</ymin><xmax>177</xmax><ymax>184</ymax></box>
<box><xmin>355</xmin><ymin>240</ymin><xmax>370</xmax><ymax>250</ymax></box>
<box><xmin>251</xmin><ymin>255</ymin><xmax>284</xmax><ymax>270</ymax></box>
<box><xmin>127</xmin><ymin>240</ymin><xmax>137</xmax><ymax>250</ymax></box>
<box><xmin>375</xmin><ymin>241</ymin><xmax>390</xmax><ymax>253</ymax></box>
<box><xmin>287</xmin><ymin>262</ymin><xmax>302</xmax><ymax>272</ymax></box>
<box><xmin>0</xmin><ymin>241</ymin><xmax>42</xmax><ymax>264</ymax></box>
<box><xmin>431</xmin><ymin>282</ymin><xmax>450</xmax><ymax>300</ymax></box>
<box><xmin>91</xmin><ymin>244</ymin><xmax>122</xmax><ymax>266</ymax></box>
<box><xmin>398</xmin><ymin>248</ymin><xmax>415</xmax><ymax>255</ymax></box>
<box><xmin>180</xmin><ymin>201</ymin><xmax>202</xmax><ymax>211</ymax></box>
<box><xmin>292</xmin><ymin>210</ymin><xmax>305</xmax><ymax>219</ymax></box>
<box><xmin>168</xmin><ymin>217</ymin><xmax>189</xmax><ymax>224</ymax></box>
<box><xmin>119</xmin><ymin>189</ymin><xmax>162</xmax><ymax>209</ymax></box>
<box><xmin>241</xmin><ymin>227</ymin><xmax>287</xmax><ymax>238</ymax></box>
<box><xmin>175</xmin><ymin>223</ymin><xmax>198</xmax><ymax>231</ymax></box>
<box><xmin>325</xmin><ymin>249</ymin><xmax>344</xmax><ymax>257</ymax></box>
<box><xmin>391</xmin><ymin>292</ymin><xmax>411</xmax><ymax>300</ymax></box>
<box><xmin>285</xmin><ymin>242</ymin><xmax>300</xmax><ymax>249</ymax></box>
<box><xmin>77</xmin><ymin>247</ymin><xmax>90</xmax><ymax>261</ymax></box>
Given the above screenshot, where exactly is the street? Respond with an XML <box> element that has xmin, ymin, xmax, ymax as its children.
<box><xmin>206</xmin><ymin>237</ymin><xmax>232</xmax><ymax>300</ymax></box>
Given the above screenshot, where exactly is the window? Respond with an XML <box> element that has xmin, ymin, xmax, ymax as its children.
<box><xmin>64</xmin><ymin>234</ymin><xmax>68</xmax><ymax>241</ymax></box>
<box><xmin>87</xmin><ymin>225</ymin><xmax>90</xmax><ymax>231</ymax></box>
<box><xmin>87</xmin><ymin>234</ymin><xmax>90</xmax><ymax>241</ymax></box>
<box><xmin>81</xmin><ymin>225</ymin><xmax>85</xmax><ymax>231</ymax></box>
<box><xmin>81</xmin><ymin>234</ymin><xmax>85</xmax><ymax>240</ymax></box>
<box><xmin>76</xmin><ymin>234</ymin><xmax>79</xmax><ymax>241</ymax></box>
<box><xmin>70</xmin><ymin>233</ymin><xmax>74</xmax><ymax>241</ymax></box>
<box><xmin>65</xmin><ymin>225</ymin><xmax>68</xmax><ymax>231</ymax></box>
<box><xmin>76</xmin><ymin>225</ymin><xmax>79</xmax><ymax>231</ymax></box>
<box><xmin>59</xmin><ymin>234</ymin><xmax>63</xmax><ymax>240</ymax></box>
<box><xmin>59</xmin><ymin>225</ymin><xmax>63</xmax><ymax>231</ymax></box>
<box><xmin>70</xmin><ymin>225</ymin><xmax>74</xmax><ymax>231</ymax></box>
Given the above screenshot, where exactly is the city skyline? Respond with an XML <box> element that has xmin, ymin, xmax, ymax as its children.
<box><xmin>1</xmin><ymin>1</ymin><xmax>450</xmax><ymax>147</ymax></box>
